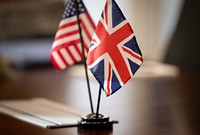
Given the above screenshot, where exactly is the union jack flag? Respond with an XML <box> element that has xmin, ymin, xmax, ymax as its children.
<box><xmin>50</xmin><ymin>0</ymin><xmax>95</xmax><ymax>71</ymax></box>
<box><xmin>87</xmin><ymin>0</ymin><xmax>143</xmax><ymax>96</ymax></box>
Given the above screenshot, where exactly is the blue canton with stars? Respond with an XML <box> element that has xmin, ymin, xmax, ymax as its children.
<box><xmin>62</xmin><ymin>0</ymin><xmax>87</xmax><ymax>19</ymax></box>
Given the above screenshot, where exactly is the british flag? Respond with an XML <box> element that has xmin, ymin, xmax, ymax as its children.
<box><xmin>50</xmin><ymin>0</ymin><xmax>95</xmax><ymax>71</ymax></box>
<box><xmin>87</xmin><ymin>0</ymin><xmax>143</xmax><ymax>96</ymax></box>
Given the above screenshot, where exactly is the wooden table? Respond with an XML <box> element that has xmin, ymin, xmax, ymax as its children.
<box><xmin>0</xmin><ymin>64</ymin><xmax>199</xmax><ymax>135</ymax></box>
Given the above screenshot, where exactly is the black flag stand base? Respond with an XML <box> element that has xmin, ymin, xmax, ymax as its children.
<box><xmin>77</xmin><ymin>86</ymin><xmax>118</xmax><ymax>131</ymax></box>
<box><xmin>78</xmin><ymin>113</ymin><xmax>118</xmax><ymax>130</ymax></box>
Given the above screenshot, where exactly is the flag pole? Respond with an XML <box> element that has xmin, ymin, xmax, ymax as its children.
<box><xmin>78</xmin><ymin>84</ymin><xmax>117</xmax><ymax>130</ymax></box>
<box><xmin>96</xmin><ymin>85</ymin><xmax>102</xmax><ymax>117</ymax></box>
<box><xmin>73</xmin><ymin>0</ymin><xmax>94</xmax><ymax>114</ymax></box>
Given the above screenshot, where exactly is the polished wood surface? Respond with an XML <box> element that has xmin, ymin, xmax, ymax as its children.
<box><xmin>0</xmin><ymin>65</ymin><xmax>199</xmax><ymax>135</ymax></box>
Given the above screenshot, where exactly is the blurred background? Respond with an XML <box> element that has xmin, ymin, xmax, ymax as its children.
<box><xmin>0</xmin><ymin>0</ymin><xmax>200</xmax><ymax>75</ymax></box>
<box><xmin>0</xmin><ymin>1</ymin><xmax>200</xmax><ymax>134</ymax></box>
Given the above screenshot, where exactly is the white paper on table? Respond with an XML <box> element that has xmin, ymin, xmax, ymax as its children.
<box><xmin>0</xmin><ymin>98</ymin><xmax>85</xmax><ymax>128</ymax></box>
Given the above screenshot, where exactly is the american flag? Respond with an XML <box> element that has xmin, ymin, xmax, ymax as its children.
<box><xmin>87</xmin><ymin>0</ymin><xmax>143</xmax><ymax>96</ymax></box>
<box><xmin>50</xmin><ymin>0</ymin><xmax>95</xmax><ymax>71</ymax></box>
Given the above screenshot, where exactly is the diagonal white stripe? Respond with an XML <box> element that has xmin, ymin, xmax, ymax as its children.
<box><xmin>76</xmin><ymin>43</ymin><xmax>88</xmax><ymax>57</ymax></box>
<box><xmin>59</xmin><ymin>16</ymin><xmax>77</xmax><ymax>26</ymax></box>
<box><xmin>60</xmin><ymin>48</ymin><xmax>74</xmax><ymax>66</ymax></box>
<box><xmin>88</xmin><ymin>33</ymin><xmax>101</xmax><ymax>52</ymax></box>
<box><xmin>52</xmin><ymin>51</ymin><xmax>66</xmax><ymax>70</ymax></box>
<box><xmin>117</xmin><ymin>34</ymin><xmax>134</xmax><ymax>75</ymax></box>
<box><xmin>118</xmin><ymin>34</ymin><xmax>142</xmax><ymax>75</ymax></box>
<box><xmin>77</xmin><ymin>43</ymin><xmax>82</xmax><ymax>55</ymax></box>
<box><xmin>55</xmin><ymin>25</ymin><xmax>78</xmax><ymax>38</ymax></box>
<box><xmin>80</xmin><ymin>13</ymin><xmax>94</xmax><ymax>36</ymax></box>
<box><xmin>105</xmin><ymin>53</ymin><xmax>124</xmax><ymax>86</ymax></box>
<box><xmin>52</xmin><ymin>34</ymin><xmax>80</xmax><ymax>48</ymax></box>
<box><xmin>124</xmin><ymin>50</ymin><xmax>143</xmax><ymax>66</ymax></box>
<box><xmin>87</xmin><ymin>53</ymin><xmax>105</xmax><ymax>69</ymax></box>
<box><xmin>100</xmin><ymin>17</ymin><xmax>129</xmax><ymax>35</ymax></box>
<box><xmin>82</xmin><ymin>29</ymin><xmax>90</xmax><ymax>48</ymax></box>
<box><xmin>68</xmin><ymin>45</ymin><xmax>82</xmax><ymax>62</ymax></box>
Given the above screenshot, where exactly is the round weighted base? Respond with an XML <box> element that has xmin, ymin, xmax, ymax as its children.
<box><xmin>78</xmin><ymin>113</ymin><xmax>117</xmax><ymax>130</ymax></box>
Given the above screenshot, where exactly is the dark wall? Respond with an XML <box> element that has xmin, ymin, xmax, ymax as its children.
<box><xmin>164</xmin><ymin>0</ymin><xmax>200</xmax><ymax>70</ymax></box>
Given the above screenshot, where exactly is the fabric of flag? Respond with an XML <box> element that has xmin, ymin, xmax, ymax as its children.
<box><xmin>87</xmin><ymin>0</ymin><xmax>143</xmax><ymax>96</ymax></box>
<box><xmin>50</xmin><ymin>0</ymin><xmax>95</xmax><ymax>71</ymax></box>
